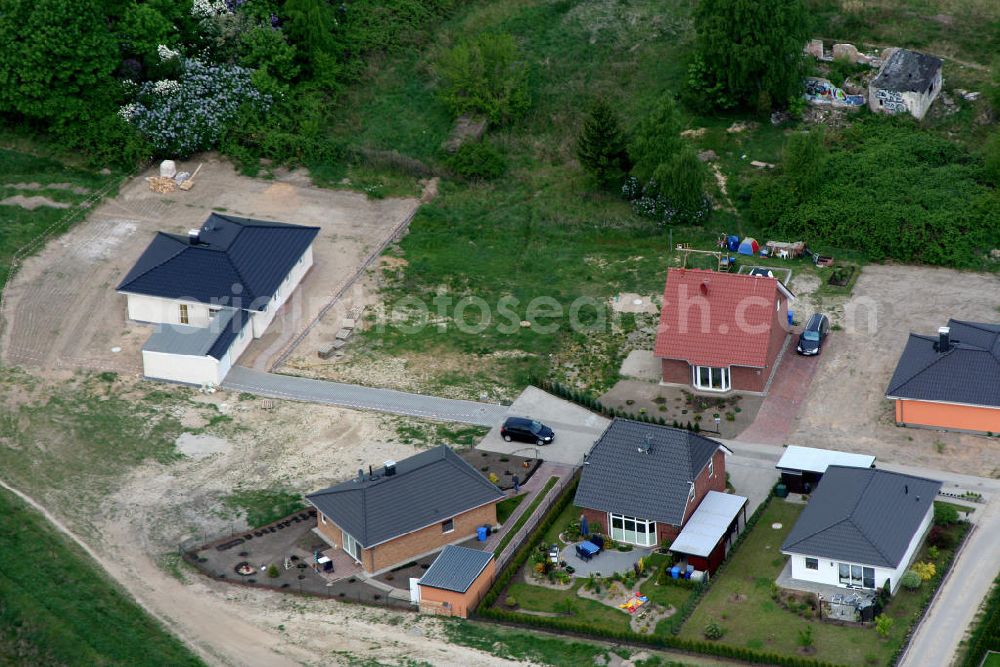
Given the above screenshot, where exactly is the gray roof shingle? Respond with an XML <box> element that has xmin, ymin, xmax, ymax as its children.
<box><xmin>886</xmin><ymin>320</ymin><xmax>1000</xmax><ymax>408</ymax></box>
<box><xmin>306</xmin><ymin>446</ymin><xmax>504</xmax><ymax>548</ymax></box>
<box><xmin>781</xmin><ymin>467</ymin><xmax>941</xmax><ymax>568</ymax></box>
<box><xmin>872</xmin><ymin>49</ymin><xmax>942</xmax><ymax>93</ymax></box>
<box><xmin>574</xmin><ymin>419</ymin><xmax>727</xmax><ymax>526</ymax></box>
<box><xmin>418</xmin><ymin>545</ymin><xmax>493</xmax><ymax>593</ymax></box>
<box><xmin>117</xmin><ymin>214</ymin><xmax>319</xmax><ymax>310</ymax></box>
<box><xmin>141</xmin><ymin>307</ymin><xmax>248</xmax><ymax>360</ymax></box>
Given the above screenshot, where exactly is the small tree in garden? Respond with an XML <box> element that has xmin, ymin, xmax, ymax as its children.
<box><xmin>900</xmin><ymin>570</ymin><xmax>922</xmax><ymax>590</ymax></box>
<box><xmin>875</xmin><ymin>614</ymin><xmax>894</xmax><ymax>638</ymax></box>
<box><xmin>576</xmin><ymin>98</ymin><xmax>630</xmax><ymax>189</ymax></box>
<box><xmin>267</xmin><ymin>564</ymin><xmax>280</xmax><ymax>578</ymax></box>
<box><xmin>436</xmin><ymin>33</ymin><xmax>530</xmax><ymax>125</ymax></box>
<box><xmin>650</xmin><ymin>147</ymin><xmax>711</xmax><ymax>224</ymax></box>
<box><xmin>282</xmin><ymin>0</ymin><xmax>340</xmax><ymax>82</ymax></box>
<box><xmin>704</xmin><ymin>620</ymin><xmax>725</xmax><ymax>640</ymax></box>
<box><xmin>797</xmin><ymin>624</ymin><xmax>814</xmax><ymax>649</ymax></box>
<box><xmin>628</xmin><ymin>94</ymin><xmax>683</xmax><ymax>183</ymax></box>
<box><xmin>933</xmin><ymin>502</ymin><xmax>960</xmax><ymax>526</ymax></box>
<box><xmin>912</xmin><ymin>561</ymin><xmax>936</xmax><ymax>581</ymax></box>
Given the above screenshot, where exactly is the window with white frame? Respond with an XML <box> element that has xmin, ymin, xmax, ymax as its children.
<box><xmin>805</xmin><ymin>557</ymin><xmax>818</xmax><ymax>570</ymax></box>
<box><xmin>693</xmin><ymin>365</ymin><xmax>730</xmax><ymax>392</ymax></box>
<box><xmin>608</xmin><ymin>513</ymin><xmax>656</xmax><ymax>546</ymax></box>
<box><xmin>708</xmin><ymin>459</ymin><xmax>715</xmax><ymax>478</ymax></box>
<box><xmin>838</xmin><ymin>562</ymin><xmax>875</xmax><ymax>588</ymax></box>
<box><xmin>441</xmin><ymin>518</ymin><xmax>454</xmax><ymax>533</ymax></box>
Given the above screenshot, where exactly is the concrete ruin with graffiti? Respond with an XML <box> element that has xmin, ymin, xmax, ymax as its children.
<box><xmin>867</xmin><ymin>48</ymin><xmax>943</xmax><ymax>121</ymax></box>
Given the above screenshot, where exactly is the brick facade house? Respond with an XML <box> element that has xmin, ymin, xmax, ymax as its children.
<box><xmin>307</xmin><ymin>446</ymin><xmax>503</xmax><ymax>575</ymax></box>
<box><xmin>574</xmin><ymin>420</ymin><xmax>732</xmax><ymax>548</ymax></box>
<box><xmin>654</xmin><ymin>268</ymin><xmax>793</xmax><ymax>394</ymax></box>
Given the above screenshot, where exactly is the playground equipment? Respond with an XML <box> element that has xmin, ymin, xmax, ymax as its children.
<box><xmin>676</xmin><ymin>243</ymin><xmax>734</xmax><ymax>271</ymax></box>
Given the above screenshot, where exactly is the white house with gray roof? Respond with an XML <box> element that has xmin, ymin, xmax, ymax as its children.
<box><xmin>868</xmin><ymin>48</ymin><xmax>943</xmax><ymax>120</ymax></box>
<box><xmin>781</xmin><ymin>466</ymin><xmax>941</xmax><ymax>594</ymax></box>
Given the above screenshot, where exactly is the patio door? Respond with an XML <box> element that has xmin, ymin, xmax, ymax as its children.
<box><xmin>608</xmin><ymin>513</ymin><xmax>656</xmax><ymax>547</ymax></box>
<box><xmin>343</xmin><ymin>531</ymin><xmax>362</xmax><ymax>563</ymax></box>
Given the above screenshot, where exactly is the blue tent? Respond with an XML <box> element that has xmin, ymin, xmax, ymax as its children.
<box><xmin>726</xmin><ymin>235</ymin><xmax>740</xmax><ymax>252</ymax></box>
<box><xmin>737</xmin><ymin>237</ymin><xmax>760</xmax><ymax>255</ymax></box>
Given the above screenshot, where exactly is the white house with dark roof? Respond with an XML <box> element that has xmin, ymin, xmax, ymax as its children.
<box><xmin>307</xmin><ymin>446</ymin><xmax>504</xmax><ymax>575</ymax></box>
<box><xmin>116</xmin><ymin>213</ymin><xmax>319</xmax><ymax>385</ymax></box>
<box><xmin>781</xmin><ymin>466</ymin><xmax>941</xmax><ymax>594</ymax></box>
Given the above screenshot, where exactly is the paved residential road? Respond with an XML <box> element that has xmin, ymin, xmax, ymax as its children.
<box><xmin>223</xmin><ymin>366</ymin><xmax>509</xmax><ymax>426</ymax></box>
<box><xmin>726</xmin><ymin>440</ymin><xmax>1000</xmax><ymax>667</ymax></box>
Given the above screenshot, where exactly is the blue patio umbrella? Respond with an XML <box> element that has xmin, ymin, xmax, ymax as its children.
<box><xmin>580</xmin><ymin>514</ymin><xmax>589</xmax><ymax>537</ymax></box>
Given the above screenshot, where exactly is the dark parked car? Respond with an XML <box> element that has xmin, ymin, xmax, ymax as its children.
<box><xmin>797</xmin><ymin>313</ymin><xmax>830</xmax><ymax>356</ymax></box>
<box><xmin>500</xmin><ymin>417</ymin><xmax>554</xmax><ymax>445</ymax></box>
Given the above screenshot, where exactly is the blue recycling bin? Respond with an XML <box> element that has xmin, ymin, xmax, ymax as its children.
<box><xmin>477</xmin><ymin>526</ymin><xmax>488</xmax><ymax>542</ymax></box>
<box><xmin>685</xmin><ymin>565</ymin><xmax>694</xmax><ymax>579</ymax></box>
<box><xmin>787</xmin><ymin>310</ymin><xmax>794</xmax><ymax>326</ymax></box>
<box><xmin>671</xmin><ymin>565</ymin><xmax>681</xmax><ymax>579</ymax></box>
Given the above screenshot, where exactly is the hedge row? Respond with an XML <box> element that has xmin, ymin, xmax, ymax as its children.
<box><xmin>477</xmin><ymin>487</ymin><xmax>852</xmax><ymax>667</ymax></box>
<box><xmin>538</xmin><ymin>379</ymin><xmax>704</xmax><ymax>433</ymax></box>
<box><xmin>961</xmin><ymin>574</ymin><xmax>1000</xmax><ymax>667</ymax></box>
<box><xmin>479</xmin><ymin>473</ymin><xmax>581</xmax><ymax>610</ymax></box>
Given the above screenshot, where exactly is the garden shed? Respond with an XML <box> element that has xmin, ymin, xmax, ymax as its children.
<box><xmin>668</xmin><ymin>491</ymin><xmax>747</xmax><ymax>574</ymax></box>
<box><xmin>417</xmin><ymin>545</ymin><xmax>495</xmax><ymax>618</ymax></box>
<box><xmin>775</xmin><ymin>446</ymin><xmax>876</xmax><ymax>494</ymax></box>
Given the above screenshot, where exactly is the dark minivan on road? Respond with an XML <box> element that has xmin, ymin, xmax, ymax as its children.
<box><xmin>500</xmin><ymin>417</ymin><xmax>555</xmax><ymax>445</ymax></box>
<box><xmin>797</xmin><ymin>313</ymin><xmax>830</xmax><ymax>356</ymax></box>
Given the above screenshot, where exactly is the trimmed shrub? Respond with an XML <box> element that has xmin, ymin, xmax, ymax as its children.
<box><xmin>900</xmin><ymin>570</ymin><xmax>922</xmax><ymax>591</ymax></box>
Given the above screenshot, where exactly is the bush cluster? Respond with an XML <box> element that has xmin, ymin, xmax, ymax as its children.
<box><xmin>538</xmin><ymin>379</ymin><xmax>703</xmax><ymax>433</ymax></box>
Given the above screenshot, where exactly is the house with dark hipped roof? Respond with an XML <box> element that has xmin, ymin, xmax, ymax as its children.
<box><xmin>116</xmin><ymin>213</ymin><xmax>318</xmax><ymax>385</ymax></box>
<box><xmin>575</xmin><ymin>419</ymin><xmax>732</xmax><ymax>547</ymax></box>
<box><xmin>781</xmin><ymin>466</ymin><xmax>941</xmax><ymax>594</ymax></box>
<box><xmin>307</xmin><ymin>446</ymin><xmax>503</xmax><ymax>575</ymax></box>
<box><xmin>886</xmin><ymin>321</ymin><xmax>1000</xmax><ymax>434</ymax></box>
<box><xmin>654</xmin><ymin>268</ymin><xmax>794</xmax><ymax>394</ymax></box>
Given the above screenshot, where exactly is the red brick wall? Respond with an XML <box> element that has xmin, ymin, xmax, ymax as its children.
<box><xmin>579</xmin><ymin>448</ymin><xmax>726</xmax><ymax>547</ymax></box>
<box><xmin>729</xmin><ymin>365</ymin><xmax>766</xmax><ymax>392</ymax></box>
<box><xmin>418</xmin><ymin>559</ymin><xmax>496</xmax><ymax>618</ymax></box>
<box><xmin>660</xmin><ymin>358</ymin><xmax>691</xmax><ymax>385</ymax></box>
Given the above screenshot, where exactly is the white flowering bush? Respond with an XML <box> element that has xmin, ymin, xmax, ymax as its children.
<box><xmin>123</xmin><ymin>59</ymin><xmax>271</xmax><ymax>156</ymax></box>
<box><xmin>191</xmin><ymin>0</ymin><xmax>229</xmax><ymax>19</ymax></box>
<box><xmin>622</xmin><ymin>176</ymin><xmax>711</xmax><ymax>225</ymax></box>
<box><xmin>157</xmin><ymin>44</ymin><xmax>180</xmax><ymax>61</ymax></box>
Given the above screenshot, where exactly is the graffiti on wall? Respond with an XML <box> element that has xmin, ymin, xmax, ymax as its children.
<box><xmin>875</xmin><ymin>89</ymin><xmax>907</xmax><ymax>113</ymax></box>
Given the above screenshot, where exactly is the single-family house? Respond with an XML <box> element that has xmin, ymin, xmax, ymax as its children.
<box><xmin>886</xmin><ymin>321</ymin><xmax>1000</xmax><ymax>434</ymax></box>
<box><xmin>117</xmin><ymin>213</ymin><xmax>318</xmax><ymax>385</ymax></box>
<box><xmin>574</xmin><ymin>419</ymin><xmax>732</xmax><ymax>547</ymax></box>
<box><xmin>307</xmin><ymin>446</ymin><xmax>504</xmax><ymax>575</ymax></box>
<box><xmin>417</xmin><ymin>545</ymin><xmax>495</xmax><ymax>618</ymax></box>
<box><xmin>868</xmin><ymin>48</ymin><xmax>943</xmax><ymax>121</ymax></box>
<box><xmin>781</xmin><ymin>466</ymin><xmax>941</xmax><ymax>594</ymax></box>
<box><xmin>776</xmin><ymin>445</ymin><xmax>876</xmax><ymax>494</ymax></box>
<box><xmin>654</xmin><ymin>268</ymin><xmax>794</xmax><ymax>393</ymax></box>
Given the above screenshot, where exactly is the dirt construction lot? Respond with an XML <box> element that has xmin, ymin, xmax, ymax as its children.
<box><xmin>790</xmin><ymin>264</ymin><xmax>1000</xmax><ymax>476</ymax></box>
<box><xmin>0</xmin><ymin>155</ymin><xmax>419</xmax><ymax>375</ymax></box>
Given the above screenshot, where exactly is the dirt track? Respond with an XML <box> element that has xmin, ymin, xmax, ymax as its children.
<box><xmin>0</xmin><ymin>155</ymin><xmax>418</xmax><ymax>376</ymax></box>
<box><xmin>790</xmin><ymin>264</ymin><xmax>1000</xmax><ymax>475</ymax></box>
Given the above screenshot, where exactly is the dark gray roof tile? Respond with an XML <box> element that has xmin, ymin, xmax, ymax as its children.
<box><xmin>574</xmin><ymin>419</ymin><xmax>726</xmax><ymax>526</ymax></box>
<box><xmin>419</xmin><ymin>545</ymin><xmax>493</xmax><ymax>593</ymax></box>
<box><xmin>781</xmin><ymin>467</ymin><xmax>941</xmax><ymax>568</ymax></box>
<box><xmin>872</xmin><ymin>49</ymin><xmax>942</xmax><ymax>93</ymax></box>
<box><xmin>886</xmin><ymin>320</ymin><xmax>1000</xmax><ymax>407</ymax></box>
<box><xmin>117</xmin><ymin>214</ymin><xmax>319</xmax><ymax>310</ymax></box>
<box><xmin>306</xmin><ymin>446</ymin><xmax>503</xmax><ymax>548</ymax></box>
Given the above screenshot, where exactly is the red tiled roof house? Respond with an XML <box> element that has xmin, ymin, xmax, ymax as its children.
<box><xmin>654</xmin><ymin>268</ymin><xmax>793</xmax><ymax>394</ymax></box>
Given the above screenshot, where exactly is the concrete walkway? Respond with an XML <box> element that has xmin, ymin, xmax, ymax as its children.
<box><xmin>735</xmin><ymin>342</ymin><xmax>824</xmax><ymax>444</ymax></box>
<box><xmin>223</xmin><ymin>366</ymin><xmax>509</xmax><ymax>426</ymax></box>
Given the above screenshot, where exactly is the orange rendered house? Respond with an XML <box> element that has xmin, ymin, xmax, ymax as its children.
<box><xmin>886</xmin><ymin>321</ymin><xmax>1000</xmax><ymax>434</ymax></box>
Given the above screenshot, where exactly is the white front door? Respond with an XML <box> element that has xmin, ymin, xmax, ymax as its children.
<box><xmin>409</xmin><ymin>578</ymin><xmax>421</xmax><ymax>605</ymax></box>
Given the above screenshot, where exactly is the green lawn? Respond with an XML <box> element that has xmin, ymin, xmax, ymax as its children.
<box><xmin>984</xmin><ymin>653</ymin><xmax>1000</xmax><ymax>667</ymax></box>
<box><xmin>0</xmin><ymin>148</ymin><xmax>119</xmax><ymax>289</ymax></box>
<box><xmin>497</xmin><ymin>493</ymin><xmax>528</xmax><ymax>524</ymax></box>
<box><xmin>679</xmin><ymin>500</ymin><xmax>963</xmax><ymax>666</ymax></box>
<box><xmin>0</xmin><ymin>486</ymin><xmax>203</xmax><ymax>666</ymax></box>
<box><xmin>506</xmin><ymin>580</ymin><xmax>632</xmax><ymax>633</ymax></box>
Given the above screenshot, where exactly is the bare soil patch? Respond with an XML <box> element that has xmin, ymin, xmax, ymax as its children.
<box><xmin>0</xmin><ymin>154</ymin><xmax>419</xmax><ymax>378</ymax></box>
<box><xmin>791</xmin><ymin>264</ymin><xmax>1000</xmax><ymax>475</ymax></box>
<box><xmin>0</xmin><ymin>194</ymin><xmax>71</xmax><ymax>210</ymax></box>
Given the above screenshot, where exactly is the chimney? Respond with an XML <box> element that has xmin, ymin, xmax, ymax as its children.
<box><xmin>937</xmin><ymin>326</ymin><xmax>950</xmax><ymax>353</ymax></box>
<box><xmin>187</xmin><ymin>229</ymin><xmax>201</xmax><ymax>245</ymax></box>
<box><xmin>356</xmin><ymin>469</ymin><xmax>365</xmax><ymax>483</ymax></box>
<box><xmin>383</xmin><ymin>460</ymin><xmax>396</xmax><ymax>477</ymax></box>
<box><xmin>700</xmin><ymin>280</ymin><xmax>709</xmax><ymax>296</ymax></box>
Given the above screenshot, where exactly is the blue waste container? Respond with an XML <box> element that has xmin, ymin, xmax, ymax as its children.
<box><xmin>477</xmin><ymin>526</ymin><xmax>488</xmax><ymax>542</ymax></box>
<box><xmin>787</xmin><ymin>310</ymin><xmax>794</xmax><ymax>326</ymax></box>
<box><xmin>685</xmin><ymin>565</ymin><xmax>694</xmax><ymax>579</ymax></box>
<box><xmin>671</xmin><ymin>565</ymin><xmax>681</xmax><ymax>579</ymax></box>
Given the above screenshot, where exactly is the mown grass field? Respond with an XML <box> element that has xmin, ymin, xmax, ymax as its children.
<box><xmin>0</xmin><ymin>486</ymin><xmax>202</xmax><ymax>666</ymax></box>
